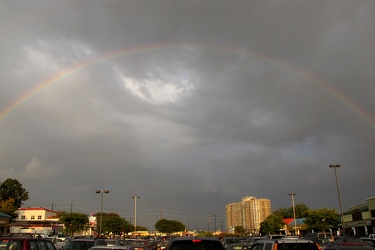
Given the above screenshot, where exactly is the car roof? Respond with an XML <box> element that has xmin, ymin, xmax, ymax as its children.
<box><xmin>0</xmin><ymin>238</ymin><xmax>52</xmax><ymax>241</ymax></box>
<box><xmin>255</xmin><ymin>239</ymin><xmax>315</xmax><ymax>244</ymax></box>
<box><xmin>169</xmin><ymin>237</ymin><xmax>219</xmax><ymax>241</ymax></box>
<box><xmin>89</xmin><ymin>246</ymin><xmax>148</xmax><ymax>250</ymax></box>
<box><xmin>69</xmin><ymin>238</ymin><xmax>96</xmax><ymax>242</ymax></box>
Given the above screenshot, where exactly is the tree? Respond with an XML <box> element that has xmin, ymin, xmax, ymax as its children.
<box><xmin>304</xmin><ymin>208</ymin><xmax>340</xmax><ymax>232</ymax></box>
<box><xmin>234</xmin><ymin>225</ymin><xmax>246</xmax><ymax>235</ymax></box>
<box><xmin>295</xmin><ymin>204</ymin><xmax>310</xmax><ymax>218</ymax></box>
<box><xmin>98</xmin><ymin>212</ymin><xmax>146</xmax><ymax>234</ymax></box>
<box><xmin>259</xmin><ymin>214</ymin><xmax>285</xmax><ymax>235</ymax></box>
<box><xmin>0</xmin><ymin>178</ymin><xmax>29</xmax><ymax>220</ymax></box>
<box><xmin>100</xmin><ymin>212</ymin><xmax>128</xmax><ymax>235</ymax></box>
<box><xmin>58</xmin><ymin>211</ymin><xmax>89</xmax><ymax>236</ymax></box>
<box><xmin>273</xmin><ymin>203</ymin><xmax>310</xmax><ymax>219</ymax></box>
<box><xmin>0</xmin><ymin>198</ymin><xmax>17</xmax><ymax>219</ymax></box>
<box><xmin>155</xmin><ymin>219</ymin><xmax>185</xmax><ymax>235</ymax></box>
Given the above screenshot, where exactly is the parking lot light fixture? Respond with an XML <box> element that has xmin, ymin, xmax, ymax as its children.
<box><xmin>132</xmin><ymin>196</ymin><xmax>140</xmax><ymax>232</ymax></box>
<box><xmin>329</xmin><ymin>164</ymin><xmax>345</xmax><ymax>235</ymax></box>
<box><xmin>289</xmin><ymin>193</ymin><xmax>297</xmax><ymax>235</ymax></box>
<box><xmin>95</xmin><ymin>190</ymin><xmax>109</xmax><ymax>236</ymax></box>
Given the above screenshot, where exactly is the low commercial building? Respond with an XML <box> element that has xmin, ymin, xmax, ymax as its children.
<box><xmin>10</xmin><ymin>207</ymin><xmax>63</xmax><ymax>236</ymax></box>
<box><xmin>342</xmin><ymin>196</ymin><xmax>375</xmax><ymax>237</ymax></box>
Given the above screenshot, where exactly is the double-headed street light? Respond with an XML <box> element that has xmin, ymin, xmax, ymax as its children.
<box><xmin>289</xmin><ymin>193</ymin><xmax>297</xmax><ymax>235</ymax></box>
<box><xmin>132</xmin><ymin>196</ymin><xmax>140</xmax><ymax>232</ymax></box>
<box><xmin>95</xmin><ymin>190</ymin><xmax>109</xmax><ymax>236</ymax></box>
<box><xmin>329</xmin><ymin>164</ymin><xmax>345</xmax><ymax>235</ymax></box>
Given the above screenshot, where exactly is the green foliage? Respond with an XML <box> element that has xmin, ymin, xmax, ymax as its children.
<box><xmin>0</xmin><ymin>198</ymin><xmax>18</xmax><ymax>219</ymax></box>
<box><xmin>99</xmin><ymin>212</ymin><xmax>128</xmax><ymax>234</ymax></box>
<box><xmin>196</xmin><ymin>231</ymin><xmax>214</xmax><ymax>237</ymax></box>
<box><xmin>154</xmin><ymin>218</ymin><xmax>185</xmax><ymax>235</ymax></box>
<box><xmin>58</xmin><ymin>211</ymin><xmax>89</xmax><ymax>236</ymax></box>
<box><xmin>0</xmin><ymin>178</ymin><xmax>29</xmax><ymax>220</ymax></box>
<box><xmin>234</xmin><ymin>225</ymin><xmax>246</xmax><ymax>235</ymax></box>
<box><xmin>273</xmin><ymin>203</ymin><xmax>310</xmax><ymax>219</ymax></box>
<box><xmin>260</xmin><ymin>214</ymin><xmax>285</xmax><ymax>235</ymax></box>
<box><xmin>304</xmin><ymin>208</ymin><xmax>340</xmax><ymax>232</ymax></box>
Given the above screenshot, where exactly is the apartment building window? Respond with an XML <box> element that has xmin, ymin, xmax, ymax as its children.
<box><xmin>38</xmin><ymin>215</ymin><xmax>42</xmax><ymax>220</ymax></box>
<box><xmin>31</xmin><ymin>215</ymin><xmax>35</xmax><ymax>220</ymax></box>
<box><xmin>21</xmin><ymin>215</ymin><xmax>26</xmax><ymax>220</ymax></box>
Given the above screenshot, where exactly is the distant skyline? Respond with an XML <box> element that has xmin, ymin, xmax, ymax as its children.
<box><xmin>1</xmin><ymin>0</ymin><xmax>375</xmax><ymax>231</ymax></box>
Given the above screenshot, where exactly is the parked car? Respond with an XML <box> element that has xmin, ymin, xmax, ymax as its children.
<box><xmin>246</xmin><ymin>237</ymin><xmax>267</xmax><ymax>245</ymax></box>
<box><xmin>0</xmin><ymin>237</ymin><xmax>57</xmax><ymax>250</ymax></box>
<box><xmin>305</xmin><ymin>233</ymin><xmax>334</xmax><ymax>243</ymax></box>
<box><xmin>223</xmin><ymin>238</ymin><xmax>243</xmax><ymax>249</ymax></box>
<box><xmin>165</xmin><ymin>237</ymin><xmax>224</xmax><ymax>250</ymax></box>
<box><xmin>62</xmin><ymin>238</ymin><xmax>106</xmax><ymax>250</ymax></box>
<box><xmin>324</xmin><ymin>242</ymin><xmax>374</xmax><ymax>250</ymax></box>
<box><xmin>360</xmin><ymin>234</ymin><xmax>375</xmax><ymax>245</ymax></box>
<box><xmin>89</xmin><ymin>246</ymin><xmax>149</xmax><ymax>250</ymax></box>
<box><xmin>104</xmin><ymin>239</ymin><xmax>126</xmax><ymax>247</ymax></box>
<box><xmin>124</xmin><ymin>239</ymin><xmax>152</xmax><ymax>250</ymax></box>
<box><xmin>156</xmin><ymin>240</ymin><xmax>169</xmax><ymax>250</ymax></box>
<box><xmin>249</xmin><ymin>238</ymin><xmax>322</xmax><ymax>250</ymax></box>
<box><xmin>226</xmin><ymin>243</ymin><xmax>252</xmax><ymax>250</ymax></box>
<box><xmin>45</xmin><ymin>237</ymin><xmax>67</xmax><ymax>250</ymax></box>
<box><xmin>266</xmin><ymin>235</ymin><xmax>285</xmax><ymax>240</ymax></box>
<box><xmin>361</xmin><ymin>235</ymin><xmax>375</xmax><ymax>240</ymax></box>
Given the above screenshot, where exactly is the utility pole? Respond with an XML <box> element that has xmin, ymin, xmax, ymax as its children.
<box><xmin>289</xmin><ymin>193</ymin><xmax>297</xmax><ymax>235</ymax></box>
<box><xmin>329</xmin><ymin>164</ymin><xmax>346</xmax><ymax>235</ymax></box>
<box><xmin>213</xmin><ymin>214</ymin><xmax>217</xmax><ymax>234</ymax></box>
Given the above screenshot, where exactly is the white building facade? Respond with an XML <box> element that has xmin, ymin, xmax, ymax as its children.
<box><xmin>10</xmin><ymin>207</ymin><xmax>62</xmax><ymax>235</ymax></box>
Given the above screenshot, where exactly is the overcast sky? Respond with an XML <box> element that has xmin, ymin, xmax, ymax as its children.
<box><xmin>1</xmin><ymin>0</ymin><xmax>375</xmax><ymax>232</ymax></box>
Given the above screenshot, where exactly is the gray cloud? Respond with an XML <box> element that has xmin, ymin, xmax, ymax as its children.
<box><xmin>1</xmin><ymin>0</ymin><xmax>374</xmax><ymax>231</ymax></box>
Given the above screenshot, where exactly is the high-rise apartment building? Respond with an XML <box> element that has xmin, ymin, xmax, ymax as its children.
<box><xmin>225</xmin><ymin>196</ymin><xmax>271</xmax><ymax>234</ymax></box>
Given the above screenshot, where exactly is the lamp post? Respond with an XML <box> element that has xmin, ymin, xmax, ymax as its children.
<box><xmin>95</xmin><ymin>190</ymin><xmax>109</xmax><ymax>236</ymax></box>
<box><xmin>132</xmin><ymin>196</ymin><xmax>140</xmax><ymax>232</ymax></box>
<box><xmin>289</xmin><ymin>193</ymin><xmax>297</xmax><ymax>235</ymax></box>
<box><xmin>329</xmin><ymin>164</ymin><xmax>346</xmax><ymax>235</ymax></box>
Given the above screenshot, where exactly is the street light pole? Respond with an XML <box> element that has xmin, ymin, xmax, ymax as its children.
<box><xmin>289</xmin><ymin>193</ymin><xmax>297</xmax><ymax>235</ymax></box>
<box><xmin>95</xmin><ymin>190</ymin><xmax>109</xmax><ymax>236</ymax></box>
<box><xmin>132</xmin><ymin>196</ymin><xmax>140</xmax><ymax>232</ymax></box>
<box><xmin>329</xmin><ymin>164</ymin><xmax>346</xmax><ymax>235</ymax></box>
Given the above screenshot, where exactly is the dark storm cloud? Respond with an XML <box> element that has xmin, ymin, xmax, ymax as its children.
<box><xmin>0</xmin><ymin>0</ymin><xmax>374</xmax><ymax>230</ymax></box>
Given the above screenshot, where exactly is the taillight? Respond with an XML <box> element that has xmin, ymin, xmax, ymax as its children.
<box><xmin>273</xmin><ymin>243</ymin><xmax>278</xmax><ymax>250</ymax></box>
<box><xmin>192</xmin><ymin>240</ymin><xmax>203</xmax><ymax>243</ymax></box>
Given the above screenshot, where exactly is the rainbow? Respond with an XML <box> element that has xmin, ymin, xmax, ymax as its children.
<box><xmin>1</xmin><ymin>43</ymin><xmax>374</xmax><ymax>130</ymax></box>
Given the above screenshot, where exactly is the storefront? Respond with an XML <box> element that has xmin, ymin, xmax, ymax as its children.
<box><xmin>0</xmin><ymin>211</ymin><xmax>12</xmax><ymax>235</ymax></box>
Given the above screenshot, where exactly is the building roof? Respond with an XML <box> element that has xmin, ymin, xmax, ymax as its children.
<box><xmin>283</xmin><ymin>218</ymin><xmax>305</xmax><ymax>225</ymax></box>
<box><xmin>344</xmin><ymin>203</ymin><xmax>368</xmax><ymax>214</ymax></box>
<box><xmin>19</xmin><ymin>207</ymin><xmax>59</xmax><ymax>213</ymax></box>
<box><xmin>0</xmin><ymin>211</ymin><xmax>12</xmax><ymax>218</ymax></box>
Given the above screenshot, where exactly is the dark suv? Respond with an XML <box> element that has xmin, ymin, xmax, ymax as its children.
<box><xmin>0</xmin><ymin>237</ymin><xmax>57</xmax><ymax>250</ymax></box>
<box><xmin>165</xmin><ymin>237</ymin><xmax>224</xmax><ymax>250</ymax></box>
<box><xmin>249</xmin><ymin>238</ymin><xmax>322</xmax><ymax>250</ymax></box>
